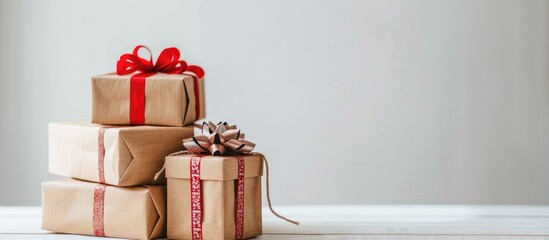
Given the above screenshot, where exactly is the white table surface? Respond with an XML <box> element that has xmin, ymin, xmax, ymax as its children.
<box><xmin>1</xmin><ymin>205</ymin><xmax>549</xmax><ymax>239</ymax></box>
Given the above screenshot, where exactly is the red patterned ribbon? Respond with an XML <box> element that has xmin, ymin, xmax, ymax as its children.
<box><xmin>189</xmin><ymin>155</ymin><xmax>245</xmax><ymax>240</ymax></box>
<box><xmin>97</xmin><ymin>127</ymin><xmax>108</xmax><ymax>183</ymax></box>
<box><xmin>117</xmin><ymin>45</ymin><xmax>205</xmax><ymax>125</ymax></box>
<box><xmin>98</xmin><ymin>126</ymin><xmax>119</xmax><ymax>183</ymax></box>
<box><xmin>235</xmin><ymin>156</ymin><xmax>245</xmax><ymax>240</ymax></box>
<box><xmin>93</xmin><ymin>184</ymin><xmax>107</xmax><ymax>237</ymax></box>
<box><xmin>190</xmin><ymin>155</ymin><xmax>203</xmax><ymax>240</ymax></box>
<box><xmin>94</xmin><ymin>126</ymin><xmax>113</xmax><ymax>237</ymax></box>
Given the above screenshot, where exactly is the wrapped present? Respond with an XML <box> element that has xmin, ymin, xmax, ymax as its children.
<box><xmin>42</xmin><ymin>179</ymin><xmax>166</xmax><ymax>240</ymax></box>
<box><xmin>165</xmin><ymin>122</ymin><xmax>299</xmax><ymax>240</ymax></box>
<box><xmin>166</xmin><ymin>154</ymin><xmax>263</xmax><ymax>240</ymax></box>
<box><xmin>49</xmin><ymin>121</ymin><xmax>194</xmax><ymax>186</ymax></box>
<box><xmin>92</xmin><ymin>45</ymin><xmax>205</xmax><ymax>127</ymax></box>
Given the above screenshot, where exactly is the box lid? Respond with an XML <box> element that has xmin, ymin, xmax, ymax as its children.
<box><xmin>165</xmin><ymin>154</ymin><xmax>263</xmax><ymax>180</ymax></box>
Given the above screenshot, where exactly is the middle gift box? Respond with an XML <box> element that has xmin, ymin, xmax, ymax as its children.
<box><xmin>49</xmin><ymin>121</ymin><xmax>194</xmax><ymax>186</ymax></box>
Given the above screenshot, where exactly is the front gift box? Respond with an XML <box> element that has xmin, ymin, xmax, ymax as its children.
<box><xmin>42</xmin><ymin>179</ymin><xmax>166</xmax><ymax>240</ymax></box>
<box><xmin>92</xmin><ymin>45</ymin><xmax>205</xmax><ymax>127</ymax></box>
<box><xmin>165</xmin><ymin>154</ymin><xmax>263</xmax><ymax>240</ymax></box>
<box><xmin>164</xmin><ymin>121</ymin><xmax>299</xmax><ymax>239</ymax></box>
<box><xmin>49</xmin><ymin>121</ymin><xmax>194</xmax><ymax>186</ymax></box>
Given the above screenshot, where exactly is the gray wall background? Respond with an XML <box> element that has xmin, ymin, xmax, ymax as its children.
<box><xmin>1</xmin><ymin>0</ymin><xmax>548</xmax><ymax>205</ymax></box>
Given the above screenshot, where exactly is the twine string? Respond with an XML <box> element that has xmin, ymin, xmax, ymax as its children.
<box><xmin>252</xmin><ymin>152</ymin><xmax>300</xmax><ymax>225</ymax></box>
<box><xmin>153</xmin><ymin>150</ymin><xmax>189</xmax><ymax>181</ymax></box>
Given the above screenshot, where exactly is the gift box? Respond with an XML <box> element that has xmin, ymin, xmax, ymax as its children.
<box><xmin>91</xmin><ymin>45</ymin><xmax>205</xmax><ymax>127</ymax></box>
<box><xmin>165</xmin><ymin>154</ymin><xmax>263</xmax><ymax>240</ymax></box>
<box><xmin>49</xmin><ymin>121</ymin><xmax>194</xmax><ymax>186</ymax></box>
<box><xmin>42</xmin><ymin>179</ymin><xmax>166</xmax><ymax>240</ymax></box>
<box><xmin>92</xmin><ymin>72</ymin><xmax>205</xmax><ymax>127</ymax></box>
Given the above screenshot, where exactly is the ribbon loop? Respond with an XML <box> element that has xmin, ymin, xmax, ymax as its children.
<box><xmin>155</xmin><ymin>47</ymin><xmax>188</xmax><ymax>73</ymax></box>
<box><xmin>132</xmin><ymin>45</ymin><xmax>154</xmax><ymax>64</ymax></box>
<box><xmin>183</xmin><ymin>122</ymin><xmax>256</xmax><ymax>156</ymax></box>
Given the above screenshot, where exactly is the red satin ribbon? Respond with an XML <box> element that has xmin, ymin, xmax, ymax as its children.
<box><xmin>116</xmin><ymin>45</ymin><xmax>205</xmax><ymax>125</ymax></box>
<box><xmin>129</xmin><ymin>73</ymin><xmax>153</xmax><ymax>125</ymax></box>
<box><xmin>189</xmin><ymin>155</ymin><xmax>246</xmax><ymax>240</ymax></box>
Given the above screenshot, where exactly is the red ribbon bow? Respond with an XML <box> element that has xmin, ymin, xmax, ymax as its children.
<box><xmin>115</xmin><ymin>45</ymin><xmax>205</xmax><ymax>125</ymax></box>
<box><xmin>116</xmin><ymin>45</ymin><xmax>204</xmax><ymax>78</ymax></box>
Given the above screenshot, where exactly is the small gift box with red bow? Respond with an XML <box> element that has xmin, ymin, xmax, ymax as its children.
<box><xmin>92</xmin><ymin>45</ymin><xmax>205</xmax><ymax>127</ymax></box>
<box><xmin>165</xmin><ymin>122</ymin><xmax>299</xmax><ymax>240</ymax></box>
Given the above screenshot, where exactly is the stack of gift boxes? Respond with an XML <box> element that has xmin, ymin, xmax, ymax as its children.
<box><xmin>41</xmin><ymin>46</ymin><xmax>277</xmax><ymax>240</ymax></box>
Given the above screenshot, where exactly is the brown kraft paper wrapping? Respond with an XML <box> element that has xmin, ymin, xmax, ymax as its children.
<box><xmin>49</xmin><ymin>122</ymin><xmax>194</xmax><ymax>186</ymax></box>
<box><xmin>165</xmin><ymin>154</ymin><xmax>263</xmax><ymax>240</ymax></box>
<box><xmin>91</xmin><ymin>73</ymin><xmax>205</xmax><ymax>127</ymax></box>
<box><xmin>42</xmin><ymin>179</ymin><xmax>166</xmax><ymax>240</ymax></box>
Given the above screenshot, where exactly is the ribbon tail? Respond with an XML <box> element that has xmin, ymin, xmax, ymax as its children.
<box><xmin>186</xmin><ymin>65</ymin><xmax>205</xmax><ymax>79</ymax></box>
<box><xmin>254</xmin><ymin>153</ymin><xmax>300</xmax><ymax>226</ymax></box>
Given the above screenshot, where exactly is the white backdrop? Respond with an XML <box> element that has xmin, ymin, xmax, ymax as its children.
<box><xmin>1</xmin><ymin>0</ymin><xmax>548</xmax><ymax>205</ymax></box>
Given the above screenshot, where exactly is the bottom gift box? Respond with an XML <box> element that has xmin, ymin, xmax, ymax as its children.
<box><xmin>41</xmin><ymin>179</ymin><xmax>166</xmax><ymax>240</ymax></box>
